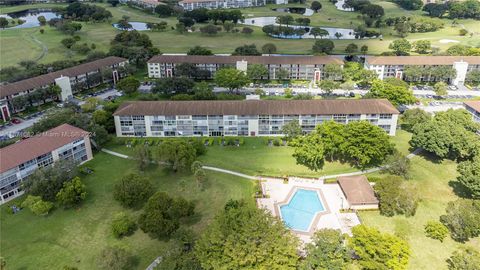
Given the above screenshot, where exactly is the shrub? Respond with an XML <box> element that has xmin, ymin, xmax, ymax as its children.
<box><xmin>138</xmin><ymin>192</ymin><xmax>195</xmax><ymax>239</ymax></box>
<box><xmin>447</xmin><ymin>247</ymin><xmax>480</xmax><ymax>270</ymax></box>
<box><xmin>111</xmin><ymin>212</ymin><xmax>137</xmax><ymax>238</ymax></box>
<box><xmin>424</xmin><ymin>221</ymin><xmax>449</xmax><ymax>242</ymax></box>
<box><xmin>56</xmin><ymin>177</ymin><xmax>87</xmax><ymax>208</ymax></box>
<box><xmin>21</xmin><ymin>195</ymin><xmax>54</xmax><ymax>216</ymax></box>
<box><xmin>374</xmin><ymin>176</ymin><xmax>418</xmax><ymax>217</ymax></box>
<box><xmin>272</xmin><ymin>138</ymin><xmax>280</xmax><ymax>146</ymax></box>
<box><xmin>113</xmin><ymin>173</ymin><xmax>154</xmax><ymax>209</ymax></box>
<box><xmin>440</xmin><ymin>199</ymin><xmax>480</xmax><ymax>242</ymax></box>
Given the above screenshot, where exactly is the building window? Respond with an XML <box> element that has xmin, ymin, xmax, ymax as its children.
<box><xmin>380</xmin><ymin>114</ymin><xmax>392</xmax><ymax>119</ymax></box>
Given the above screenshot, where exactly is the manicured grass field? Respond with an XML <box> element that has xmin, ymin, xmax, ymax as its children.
<box><xmin>105</xmin><ymin>130</ymin><xmax>412</xmax><ymax>177</ymax></box>
<box><xmin>0</xmin><ymin>152</ymin><xmax>255</xmax><ymax>269</ymax></box>
<box><xmin>360</xmin><ymin>154</ymin><xmax>480</xmax><ymax>270</ymax></box>
<box><xmin>1</xmin><ymin>1</ymin><xmax>479</xmax><ymax>67</ymax></box>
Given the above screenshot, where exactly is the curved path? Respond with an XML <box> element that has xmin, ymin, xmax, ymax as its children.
<box><xmin>101</xmin><ymin>147</ymin><xmax>422</xmax><ymax>181</ymax></box>
<box><xmin>29</xmin><ymin>30</ymin><xmax>48</xmax><ymax>62</ymax></box>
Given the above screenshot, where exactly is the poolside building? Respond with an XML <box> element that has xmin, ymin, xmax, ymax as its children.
<box><xmin>464</xmin><ymin>101</ymin><xmax>480</xmax><ymax>123</ymax></box>
<box><xmin>113</xmin><ymin>99</ymin><xmax>400</xmax><ymax>137</ymax></box>
<box><xmin>337</xmin><ymin>175</ymin><xmax>379</xmax><ymax>210</ymax></box>
<box><xmin>364</xmin><ymin>56</ymin><xmax>480</xmax><ymax>86</ymax></box>
<box><xmin>147</xmin><ymin>55</ymin><xmax>343</xmax><ymax>81</ymax></box>
<box><xmin>0</xmin><ymin>56</ymin><xmax>128</xmax><ymax>117</ymax></box>
<box><xmin>0</xmin><ymin>124</ymin><xmax>93</xmax><ymax>204</ymax></box>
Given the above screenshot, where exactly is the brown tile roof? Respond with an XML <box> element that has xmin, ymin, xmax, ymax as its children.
<box><xmin>147</xmin><ymin>55</ymin><xmax>344</xmax><ymax>65</ymax></box>
<box><xmin>0</xmin><ymin>124</ymin><xmax>90</xmax><ymax>173</ymax></box>
<box><xmin>337</xmin><ymin>175</ymin><xmax>379</xmax><ymax>205</ymax></box>
<box><xmin>113</xmin><ymin>99</ymin><xmax>399</xmax><ymax>116</ymax></box>
<box><xmin>0</xmin><ymin>56</ymin><xmax>127</xmax><ymax>99</ymax></box>
<box><xmin>365</xmin><ymin>56</ymin><xmax>480</xmax><ymax>66</ymax></box>
<box><xmin>464</xmin><ymin>101</ymin><xmax>480</xmax><ymax>112</ymax></box>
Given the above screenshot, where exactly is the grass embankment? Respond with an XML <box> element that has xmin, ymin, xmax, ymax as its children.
<box><xmin>1</xmin><ymin>1</ymin><xmax>479</xmax><ymax>67</ymax></box>
<box><xmin>0</xmin><ymin>152</ymin><xmax>254</xmax><ymax>269</ymax></box>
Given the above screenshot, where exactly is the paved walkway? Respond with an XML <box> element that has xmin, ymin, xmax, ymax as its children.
<box><xmin>101</xmin><ymin>147</ymin><xmax>422</xmax><ymax>181</ymax></box>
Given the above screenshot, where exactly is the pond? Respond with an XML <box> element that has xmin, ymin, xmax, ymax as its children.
<box><xmin>272</xmin><ymin>7</ymin><xmax>314</xmax><ymax>16</ymax></box>
<box><xmin>112</xmin><ymin>22</ymin><xmax>150</xmax><ymax>31</ymax></box>
<box><xmin>242</xmin><ymin>17</ymin><xmax>359</xmax><ymax>39</ymax></box>
<box><xmin>0</xmin><ymin>9</ymin><xmax>61</xmax><ymax>29</ymax></box>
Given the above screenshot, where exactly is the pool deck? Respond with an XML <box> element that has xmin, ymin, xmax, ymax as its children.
<box><xmin>257</xmin><ymin>177</ymin><xmax>361</xmax><ymax>243</ymax></box>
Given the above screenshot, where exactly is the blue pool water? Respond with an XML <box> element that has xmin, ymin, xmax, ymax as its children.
<box><xmin>280</xmin><ymin>189</ymin><xmax>325</xmax><ymax>232</ymax></box>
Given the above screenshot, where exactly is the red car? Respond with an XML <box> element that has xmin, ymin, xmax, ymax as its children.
<box><xmin>11</xmin><ymin>119</ymin><xmax>22</xmax><ymax>124</ymax></box>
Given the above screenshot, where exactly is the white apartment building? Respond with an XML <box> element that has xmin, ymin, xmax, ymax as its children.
<box><xmin>364</xmin><ymin>56</ymin><xmax>480</xmax><ymax>86</ymax></box>
<box><xmin>0</xmin><ymin>56</ymin><xmax>128</xmax><ymax>119</ymax></box>
<box><xmin>113</xmin><ymin>99</ymin><xmax>399</xmax><ymax>138</ymax></box>
<box><xmin>464</xmin><ymin>101</ymin><xmax>480</xmax><ymax>123</ymax></box>
<box><xmin>0</xmin><ymin>124</ymin><xmax>93</xmax><ymax>203</ymax></box>
<box><xmin>179</xmin><ymin>0</ymin><xmax>265</xmax><ymax>11</ymax></box>
<box><xmin>147</xmin><ymin>55</ymin><xmax>343</xmax><ymax>81</ymax></box>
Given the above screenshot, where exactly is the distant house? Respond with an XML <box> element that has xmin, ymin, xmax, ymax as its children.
<box><xmin>178</xmin><ymin>0</ymin><xmax>265</xmax><ymax>11</ymax></box>
<box><xmin>337</xmin><ymin>175</ymin><xmax>379</xmax><ymax>210</ymax></box>
<box><xmin>464</xmin><ymin>101</ymin><xmax>480</xmax><ymax>123</ymax></box>
<box><xmin>0</xmin><ymin>124</ymin><xmax>93</xmax><ymax>204</ymax></box>
<box><xmin>147</xmin><ymin>54</ymin><xmax>343</xmax><ymax>81</ymax></box>
<box><xmin>0</xmin><ymin>56</ymin><xmax>128</xmax><ymax>119</ymax></box>
<box><xmin>113</xmin><ymin>99</ymin><xmax>400</xmax><ymax>137</ymax></box>
<box><xmin>364</xmin><ymin>56</ymin><xmax>480</xmax><ymax>86</ymax></box>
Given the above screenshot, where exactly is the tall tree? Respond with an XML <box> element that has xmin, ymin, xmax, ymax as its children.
<box><xmin>366</xmin><ymin>79</ymin><xmax>416</xmax><ymax>106</ymax></box>
<box><xmin>290</xmin><ymin>133</ymin><xmax>325</xmax><ymax>171</ymax></box>
<box><xmin>300</xmin><ymin>229</ymin><xmax>351</xmax><ymax>270</ymax></box>
<box><xmin>116</xmin><ymin>76</ymin><xmax>140</xmax><ymax>96</ymax></box>
<box><xmin>339</xmin><ymin>121</ymin><xmax>394</xmax><ymax>168</ymax></box>
<box><xmin>138</xmin><ymin>192</ymin><xmax>194</xmax><ymax>239</ymax></box>
<box><xmin>56</xmin><ymin>177</ymin><xmax>87</xmax><ymax>208</ymax></box>
<box><xmin>312</xmin><ymin>40</ymin><xmax>334</xmax><ymax>54</ymax></box>
<box><xmin>155</xmin><ymin>140</ymin><xmax>197</xmax><ymax>172</ymax></box>
<box><xmin>247</xmin><ymin>64</ymin><xmax>268</xmax><ymax>81</ymax></box>
<box><xmin>349</xmin><ymin>225</ymin><xmax>410</xmax><ymax>270</ymax></box>
<box><xmin>440</xmin><ymin>199</ymin><xmax>480</xmax><ymax>242</ymax></box>
<box><xmin>281</xmin><ymin>121</ymin><xmax>303</xmax><ymax>141</ymax></box>
<box><xmin>457</xmin><ymin>155</ymin><xmax>480</xmax><ymax>199</ymax></box>
<box><xmin>214</xmin><ymin>68</ymin><xmax>250</xmax><ymax>93</ymax></box>
<box><xmin>195</xmin><ymin>200</ymin><xmax>300</xmax><ymax>269</ymax></box>
<box><xmin>113</xmin><ymin>173</ymin><xmax>154</xmax><ymax>209</ymax></box>
<box><xmin>389</xmin><ymin>39</ymin><xmax>412</xmax><ymax>56</ymax></box>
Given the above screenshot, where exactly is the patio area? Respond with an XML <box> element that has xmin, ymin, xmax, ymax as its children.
<box><xmin>257</xmin><ymin>177</ymin><xmax>361</xmax><ymax>243</ymax></box>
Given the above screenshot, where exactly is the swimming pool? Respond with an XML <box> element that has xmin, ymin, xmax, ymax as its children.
<box><xmin>280</xmin><ymin>189</ymin><xmax>325</xmax><ymax>232</ymax></box>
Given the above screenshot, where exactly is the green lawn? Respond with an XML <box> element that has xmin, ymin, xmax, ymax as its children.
<box><xmin>105</xmin><ymin>130</ymin><xmax>412</xmax><ymax>178</ymax></box>
<box><xmin>1</xmin><ymin>1</ymin><xmax>479</xmax><ymax>67</ymax></box>
<box><xmin>361</xmin><ymin>154</ymin><xmax>480</xmax><ymax>270</ymax></box>
<box><xmin>0</xmin><ymin>152</ymin><xmax>255</xmax><ymax>269</ymax></box>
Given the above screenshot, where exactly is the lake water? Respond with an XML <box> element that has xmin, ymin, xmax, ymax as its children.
<box><xmin>272</xmin><ymin>7</ymin><xmax>314</xmax><ymax>16</ymax></box>
<box><xmin>242</xmin><ymin>17</ymin><xmax>357</xmax><ymax>39</ymax></box>
<box><xmin>0</xmin><ymin>9</ymin><xmax>60</xmax><ymax>29</ymax></box>
<box><xmin>112</xmin><ymin>22</ymin><xmax>150</xmax><ymax>31</ymax></box>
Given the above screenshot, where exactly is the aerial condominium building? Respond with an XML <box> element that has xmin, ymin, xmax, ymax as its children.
<box><xmin>113</xmin><ymin>99</ymin><xmax>399</xmax><ymax>138</ymax></box>
<box><xmin>179</xmin><ymin>0</ymin><xmax>265</xmax><ymax>10</ymax></box>
<box><xmin>364</xmin><ymin>56</ymin><xmax>480</xmax><ymax>86</ymax></box>
<box><xmin>464</xmin><ymin>101</ymin><xmax>480</xmax><ymax>123</ymax></box>
<box><xmin>0</xmin><ymin>56</ymin><xmax>128</xmax><ymax>120</ymax></box>
<box><xmin>147</xmin><ymin>55</ymin><xmax>343</xmax><ymax>81</ymax></box>
<box><xmin>0</xmin><ymin>124</ymin><xmax>93</xmax><ymax>204</ymax></box>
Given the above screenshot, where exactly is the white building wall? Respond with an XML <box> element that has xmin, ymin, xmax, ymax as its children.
<box><xmin>453</xmin><ymin>61</ymin><xmax>469</xmax><ymax>86</ymax></box>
